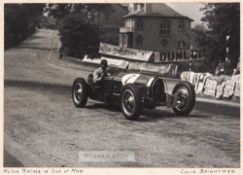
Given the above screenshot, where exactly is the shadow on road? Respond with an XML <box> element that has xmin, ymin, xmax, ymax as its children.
<box><xmin>195</xmin><ymin>102</ymin><xmax>240</xmax><ymax>117</ymax></box>
<box><xmin>85</xmin><ymin>102</ymin><xmax>200</xmax><ymax>122</ymax></box>
<box><xmin>4</xmin><ymin>150</ymin><xmax>24</xmax><ymax>167</ymax></box>
<box><xmin>86</xmin><ymin>103</ymin><xmax>121</xmax><ymax>111</ymax></box>
<box><xmin>141</xmin><ymin>109</ymin><xmax>210</xmax><ymax>121</ymax></box>
<box><xmin>18</xmin><ymin>45</ymin><xmax>53</xmax><ymax>52</ymax></box>
<box><xmin>27</xmin><ymin>35</ymin><xmax>45</xmax><ymax>40</ymax></box>
<box><xmin>4</xmin><ymin>79</ymin><xmax>71</xmax><ymax>96</ymax></box>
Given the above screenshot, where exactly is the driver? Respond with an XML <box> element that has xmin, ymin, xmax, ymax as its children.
<box><xmin>92</xmin><ymin>59</ymin><xmax>109</xmax><ymax>83</ymax></box>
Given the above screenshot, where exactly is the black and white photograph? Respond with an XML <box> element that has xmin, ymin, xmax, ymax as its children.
<box><xmin>3</xmin><ymin>1</ymin><xmax>240</xmax><ymax>169</ymax></box>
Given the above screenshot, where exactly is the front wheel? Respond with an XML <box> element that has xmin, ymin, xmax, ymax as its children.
<box><xmin>172</xmin><ymin>81</ymin><xmax>195</xmax><ymax>116</ymax></box>
<box><xmin>72</xmin><ymin>78</ymin><xmax>88</xmax><ymax>107</ymax></box>
<box><xmin>121</xmin><ymin>84</ymin><xmax>142</xmax><ymax>120</ymax></box>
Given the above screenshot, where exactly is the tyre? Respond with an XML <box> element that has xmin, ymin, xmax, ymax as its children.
<box><xmin>121</xmin><ymin>84</ymin><xmax>142</xmax><ymax>120</ymax></box>
<box><xmin>72</xmin><ymin>78</ymin><xmax>88</xmax><ymax>107</ymax></box>
<box><xmin>172</xmin><ymin>81</ymin><xmax>195</xmax><ymax>116</ymax></box>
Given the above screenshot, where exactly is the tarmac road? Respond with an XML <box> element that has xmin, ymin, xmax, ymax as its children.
<box><xmin>4</xmin><ymin>29</ymin><xmax>240</xmax><ymax>167</ymax></box>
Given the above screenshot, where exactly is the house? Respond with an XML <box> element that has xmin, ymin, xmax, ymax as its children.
<box><xmin>119</xmin><ymin>3</ymin><xmax>203</xmax><ymax>61</ymax></box>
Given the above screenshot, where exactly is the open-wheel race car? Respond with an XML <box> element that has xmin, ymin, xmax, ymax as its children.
<box><xmin>72</xmin><ymin>68</ymin><xmax>195</xmax><ymax>120</ymax></box>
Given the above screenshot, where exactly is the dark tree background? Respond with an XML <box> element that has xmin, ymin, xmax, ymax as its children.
<box><xmin>4</xmin><ymin>3</ymin><xmax>113</xmax><ymax>58</ymax></box>
<box><xmin>200</xmin><ymin>3</ymin><xmax>240</xmax><ymax>72</ymax></box>
<box><xmin>47</xmin><ymin>4</ymin><xmax>113</xmax><ymax>23</ymax></box>
<box><xmin>47</xmin><ymin>4</ymin><xmax>113</xmax><ymax>59</ymax></box>
<box><xmin>4</xmin><ymin>4</ymin><xmax>45</xmax><ymax>49</ymax></box>
<box><xmin>58</xmin><ymin>14</ymin><xmax>100</xmax><ymax>58</ymax></box>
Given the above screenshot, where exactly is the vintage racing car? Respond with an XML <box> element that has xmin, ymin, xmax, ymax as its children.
<box><xmin>72</xmin><ymin>68</ymin><xmax>195</xmax><ymax>120</ymax></box>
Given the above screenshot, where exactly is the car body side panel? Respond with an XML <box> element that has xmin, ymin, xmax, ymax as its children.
<box><xmin>105</xmin><ymin>72</ymin><xmax>156</xmax><ymax>87</ymax></box>
<box><xmin>88</xmin><ymin>70</ymin><xmax>168</xmax><ymax>107</ymax></box>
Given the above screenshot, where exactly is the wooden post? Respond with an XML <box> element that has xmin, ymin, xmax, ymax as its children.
<box><xmin>189</xmin><ymin>45</ymin><xmax>193</xmax><ymax>71</ymax></box>
<box><xmin>225</xmin><ymin>35</ymin><xmax>230</xmax><ymax>62</ymax></box>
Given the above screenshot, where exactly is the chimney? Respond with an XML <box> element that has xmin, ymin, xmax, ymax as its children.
<box><xmin>144</xmin><ymin>3</ymin><xmax>152</xmax><ymax>14</ymax></box>
<box><xmin>128</xmin><ymin>3</ymin><xmax>134</xmax><ymax>13</ymax></box>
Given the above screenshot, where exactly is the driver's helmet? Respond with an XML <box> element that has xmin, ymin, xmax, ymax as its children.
<box><xmin>101</xmin><ymin>59</ymin><xmax>108</xmax><ymax>70</ymax></box>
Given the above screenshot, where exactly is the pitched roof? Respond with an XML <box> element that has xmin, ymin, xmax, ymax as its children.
<box><xmin>124</xmin><ymin>3</ymin><xmax>193</xmax><ymax>21</ymax></box>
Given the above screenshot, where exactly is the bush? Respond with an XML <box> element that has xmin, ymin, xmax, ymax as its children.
<box><xmin>58</xmin><ymin>13</ymin><xmax>100</xmax><ymax>59</ymax></box>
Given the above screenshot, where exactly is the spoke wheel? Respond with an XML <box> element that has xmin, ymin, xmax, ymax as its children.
<box><xmin>123</xmin><ymin>89</ymin><xmax>135</xmax><ymax>114</ymax></box>
<box><xmin>72</xmin><ymin>78</ymin><xmax>88</xmax><ymax>107</ymax></box>
<box><xmin>174</xmin><ymin>87</ymin><xmax>189</xmax><ymax>110</ymax></box>
<box><xmin>121</xmin><ymin>84</ymin><xmax>141</xmax><ymax>120</ymax></box>
<box><xmin>172</xmin><ymin>81</ymin><xmax>195</xmax><ymax>116</ymax></box>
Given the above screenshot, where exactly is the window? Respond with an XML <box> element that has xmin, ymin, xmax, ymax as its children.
<box><xmin>160</xmin><ymin>20</ymin><xmax>171</xmax><ymax>36</ymax></box>
<box><xmin>125</xmin><ymin>19</ymin><xmax>134</xmax><ymax>28</ymax></box>
<box><xmin>136</xmin><ymin>19</ymin><xmax>143</xmax><ymax>31</ymax></box>
<box><xmin>124</xmin><ymin>34</ymin><xmax>128</xmax><ymax>47</ymax></box>
<box><xmin>136</xmin><ymin>35</ymin><xmax>143</xmax><ymax>46</ymax></box>
<box><xmin>134</xmin><ymin>4</ymin><xmax>138</xmax><ymax>11</ymax></box>
<box><xmin>119</xmin><ymin>34</ymin><xmax>124</xmax><ymax>47</ymax></box>
<box><xmin>178</xmin><ymin>20</ymin><xmax>185</xmax><ymax>32</ymax></box>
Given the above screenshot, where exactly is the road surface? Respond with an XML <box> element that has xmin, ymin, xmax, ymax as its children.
<box><xmin>4</xmin><ymin>29</ymin><xmax>240</xmax><ymax>167</ymax></box>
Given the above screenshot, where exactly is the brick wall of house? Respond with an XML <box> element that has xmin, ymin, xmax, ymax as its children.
<box><xmin>130</xmin><ymin>17</ymin><xmax>193</xmax><ymax>52</ymax></box>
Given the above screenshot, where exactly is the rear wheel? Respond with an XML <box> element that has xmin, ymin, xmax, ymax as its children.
<box><xmin>121</xmin><ymin>84</ymin><xmax>141</xmax><ymax>120</ymax></box>
<box><xmin>172</xmin><ymin>81</ymin><xmax>195</xmax><ymax>116</ymax></box>
<box><xmin>72</xmin><ymin>78</ymin><xmax>88</xmax><ymax>107</ymax></box>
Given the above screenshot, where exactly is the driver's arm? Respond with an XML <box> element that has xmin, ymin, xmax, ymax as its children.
<box><xmin>93</xmin><ymin>68</ymin><xmax>103</xmax><ymax>83</ymax></box>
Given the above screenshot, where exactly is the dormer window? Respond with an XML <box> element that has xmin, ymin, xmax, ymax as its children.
<box><xmin>160</xmin><ymin>20</ymin><xmax>171</xmax><ymax>36</ymax></box>
<box><xmin>134</xmin><ymin>4</ymin><xmax>138</xmax><ymax>11</ymax></box>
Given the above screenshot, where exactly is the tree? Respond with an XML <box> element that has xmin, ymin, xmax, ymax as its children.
<box><xmin>4</xmin><ymin>4</ymin><xmax>45</xmax><ymax>49</ymax></box>
<box><xmin>193</xmin><ymin>24</ymin><xmax>207</xmax><ymax>33</ymax></box>
<box><xmin>200</xmin><ymin>3</ymin><xmax>240</xmax><ymax>71</ymax></box>
<box><xmin>46</xmin><ymin>4</ymin><xmax>113</xmax><ymax>23</ymax></box>
<box><xmin>58</xmin><ymin>14</ymin><xmax>100</xmax><ymax>59</ymax></box>
<box><xmin>46</xmin><ymin>4</ymin><xmax>113</xmax><ymax>59</ymax></box>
